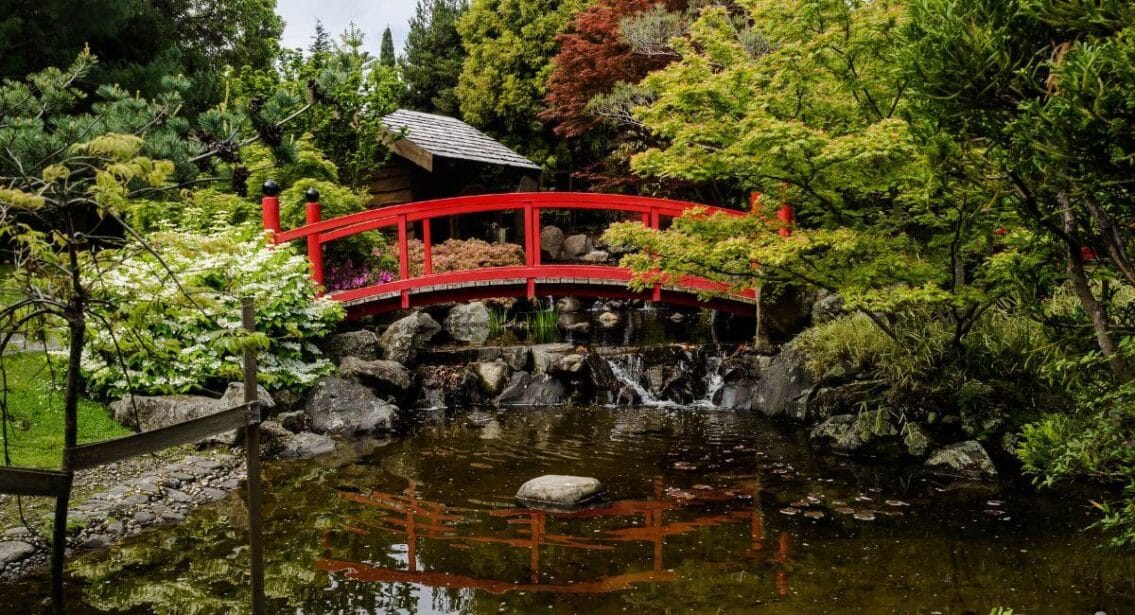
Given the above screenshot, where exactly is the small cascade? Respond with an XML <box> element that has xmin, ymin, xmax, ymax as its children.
<box><xmin>697</xmin><ymin>353</ymin><xmax>726</xmax><ymax>408</ymax></box>
<box><xmin>603</xmin><ymin>348</ymin><xmax>730</xmax><ymax>409</ymax></box>
<box><xmin>605</xmin><ymin>354</ymin><xmax>667</xmax><ymax>407</ymax></box>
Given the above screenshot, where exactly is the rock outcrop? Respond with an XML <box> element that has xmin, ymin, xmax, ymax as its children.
<box><xmin>379</xmin><ymin>311</ymin><xmax>441</xmax><ymax>364</ymax></box>
<box><xmin>924</xmin><ymin>441</ymin><xmax>998</xmax><ymax>480</ymax></box>
<box><xmin>445</xmin><ymin>301</ymin><xmax>491</xmax><ymax>344</ymax></box>
<box><xmin>304</xmin><ymin>377</ymin><xmax>397</xmax><ymax>435</ymax></box>
<box><xmin>112</xmin><ymin>383</ymin><xmax>273</xmax><ymax>432</ymax></box>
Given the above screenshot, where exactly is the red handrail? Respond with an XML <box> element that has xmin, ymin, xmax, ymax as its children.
<box><xmin>260</xmin><ymin>189</ymin><xmax>753</xmax><ymax>314</ymax></box>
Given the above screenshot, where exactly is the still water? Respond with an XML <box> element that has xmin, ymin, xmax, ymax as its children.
<box><xmin>12</xmin><ymin>406</ymin><xmax>1135</xmax><ymax>613</ymax></box>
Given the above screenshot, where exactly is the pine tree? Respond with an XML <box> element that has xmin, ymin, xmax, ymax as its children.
<box><xmin>310</xmin><ymin>20</ymin><xmax>331</xmax><ymax>55</ymax></box>
<box><xmin>400</xmin><ymin>0</ymin><xmax>467</xmax><ymax>115</ymax></box>
<box><xmin>380</xmin><ymin>26</ymin><xmax>396</xmax><ymax>66</ymax></box>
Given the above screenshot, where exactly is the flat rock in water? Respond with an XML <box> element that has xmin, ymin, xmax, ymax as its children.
<box><xmin>516</xmin><ymin>475</ymin><xmax>602</xmax><ymax>510</ymax></box>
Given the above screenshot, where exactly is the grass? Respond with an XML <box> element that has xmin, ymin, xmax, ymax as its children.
<box><xmin>1</xmin><ymin>352</ymin><xmax>130</xmax><ymax>469</ymax></box>
<box><xmin>488</xmin><ymin>305</ymin><xmax>509</xmax><ymax>339</ymax></box>
<box><xmin>524</xmin><ymin>308</ymin><xmax>560</xmax><ymax>344</ymax></box>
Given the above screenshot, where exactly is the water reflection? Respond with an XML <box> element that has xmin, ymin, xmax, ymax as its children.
<box><xmin>316</xmin><ymin>476</ymin><xmax>793</xmax><ymax>597</ymax></box>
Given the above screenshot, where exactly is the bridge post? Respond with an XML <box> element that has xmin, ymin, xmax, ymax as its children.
<box><xmin>524</xmin><ymin>203</ymin><xmax>536</xmax><ymax>298</ymax></box>
<box><xmin>305</xmin><ymin>188</ymin><xmax>324</xmax><ymax>289</ymax></box>
<box><xmin>777</xmin><ymin>204</ymin><xmax>794</xmax><ymax>237</ymax></box>
<box><xmin>261</xmin><ymin>180</ymin><xmax>280</xmax><ymax>236</ymax></box>
<box><xmin>422</xmin><ymin>218</ymin><xmax>433</xmax><ymax>275</ymax></box>
<box><xmin>398</xmin><ymin>214</ymin><xmax>410</xmax><ymax>309</ymax></box>
<box><xmin>649</xmin><ymin>207</ymin><xmax>661</xmax><ymax>301</ymax></box>
<box><xmin>532</xmin><ymin>206</ymin><xmax>542</xmax><ymax>267</ymax></box>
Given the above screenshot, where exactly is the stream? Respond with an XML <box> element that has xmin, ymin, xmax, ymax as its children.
<box><xmin>9</xmin><ymin>404</ymin><xmax>1135</xmax><ymax>613</ymax></box>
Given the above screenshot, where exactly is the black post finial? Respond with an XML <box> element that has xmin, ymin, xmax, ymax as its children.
<box><xmin>305</xmin><ymin>187</ymin><xmax>320</xmax><ymax>203</ymax></box>
<box><xmin>262</xmin><ymin>180</ymin><xmax>279</xmax><ymax>197</ymax></box>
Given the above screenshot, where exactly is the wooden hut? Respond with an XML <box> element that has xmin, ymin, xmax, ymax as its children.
<box><xmin>370</xmin><ymin>109</ymin><xmax>541</xmax><ymax>207</ymax></box>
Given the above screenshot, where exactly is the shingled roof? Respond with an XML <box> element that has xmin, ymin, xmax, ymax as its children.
<box><xmin>381</xmin><ymin>109</ymin><xmax>541</xmax><ymax>172</ymax></box>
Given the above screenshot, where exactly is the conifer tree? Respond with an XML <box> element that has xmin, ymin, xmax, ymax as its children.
<box><xmin>400</xmin><ymin>0</ymin><xmax>467</xmax><ymax>115</ymax></box>
<box><xmin>380</xmin><ymin>26</ymin><xmax>396</xmax><ymax>66</ymax></box>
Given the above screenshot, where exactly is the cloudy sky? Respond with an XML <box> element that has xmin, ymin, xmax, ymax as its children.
<box><xmin>277</xmin><ymin>0</ymin><xmax>419</xmax><ymax>57</ymax></box>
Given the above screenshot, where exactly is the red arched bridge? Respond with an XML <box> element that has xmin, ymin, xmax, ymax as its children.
<box><xmin>260</xmin><ymin>188</ymin><xmax>757</xmax><ymax>319</ymax></box>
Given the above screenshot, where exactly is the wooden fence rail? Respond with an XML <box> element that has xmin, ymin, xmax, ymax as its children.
<box><xmin>0</xmin><ymin>297</ymin><xmax>266</xmax><ymax>615</ymax></box>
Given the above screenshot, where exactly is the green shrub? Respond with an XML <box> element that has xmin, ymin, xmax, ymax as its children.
<box><xmin>81</xmin><ymin>229</ymin><xmax>343</xmax><ymax>396</ymax></box>
<box><xmin>791</xmin><ymin>310</ymin><xmax>1056</xmax><ymax>421</ymax></box>
<box><xmin>127</xmin><ymin>189</ymin><xmax>260</xmax><ymax>233</ymax></box>
<box><xmin>790</xmin><ymin>313</ymin><xmax>897</xmax><ymax>379</ymax></box>
<box><xmin>1019</xmin><ymin>391</ymin><xmax>1135</xmax><ymax>548</ymax></box>
<box><xmin>278</xmin><ymin>178</ymin><xmax>383</xmax><ymax>266</ymax></box>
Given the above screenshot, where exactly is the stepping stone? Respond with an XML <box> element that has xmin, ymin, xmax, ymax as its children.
<box><xmin>516</xmin><ymin>475</ymin><xmax>602</xmax><ymax>511</ymax></box>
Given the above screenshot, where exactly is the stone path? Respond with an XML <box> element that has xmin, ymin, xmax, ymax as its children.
<box><xmin>0</xmin><ymin>451</ymin><xmax>245</xmax><ymax>583</ymax></box>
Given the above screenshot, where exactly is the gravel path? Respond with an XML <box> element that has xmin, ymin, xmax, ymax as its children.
<box><xmin>0</xmin><ymin>447</ymin><xmax>246</xmax><ymax>582</ymax></box>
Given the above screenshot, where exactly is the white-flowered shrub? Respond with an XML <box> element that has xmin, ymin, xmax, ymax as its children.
<box><xmin>81</xmin><ymin>228</ymin><xmax>343</xmax><ymax>396</ymax></box>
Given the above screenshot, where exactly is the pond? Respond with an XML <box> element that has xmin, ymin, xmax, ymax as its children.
<box><xmin>10</xmin><ymin>405</ymin><xmax>1135</xmax><ymax>613</ymax></box>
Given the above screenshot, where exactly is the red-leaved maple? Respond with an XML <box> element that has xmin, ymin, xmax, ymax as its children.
<box><xmin>542</xmin><ymin>0</ymin><xmax>683</xmax><ymax>139</ymax></box>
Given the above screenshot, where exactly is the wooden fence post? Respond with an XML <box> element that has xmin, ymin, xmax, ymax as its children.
<box><xmin>242</xmin><ymin>297</ymin><xmax>266</xmax><ymax>615</ymax></box>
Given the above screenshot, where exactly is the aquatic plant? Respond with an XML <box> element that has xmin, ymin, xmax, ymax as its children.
<box><xmin>524</xmin><ymin>307</ymin><xmax>559</xmax><ymax>343</ymax></box>
<box><xmin>487</xmin><ymin>305</ymin><xmax>510</xmax><ymax>339</ymax></box>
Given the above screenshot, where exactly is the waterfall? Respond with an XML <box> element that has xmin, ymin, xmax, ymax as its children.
<box><xmin>605</xmin><ymin>354</ymin><xmax>667</xmax><ymax>407</ymax></box>
<box><xmin>696</xmin><ymin>353</ymin><xmax>725</xmax><ymax>409</ymax></box>
<box><xmin>603</xmin><ymin>349</ymin><xmax>729</xmax><ymax>409</ymax></box>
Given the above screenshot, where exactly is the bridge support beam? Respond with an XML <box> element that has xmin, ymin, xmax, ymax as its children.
<box><xmin>398</xmin><ymin>214</ymin><xmax>410</xmax><ymax>309</ymax></box>
<box><xmin>422</xmin><ymin>218</ymin><xmax>433</xmax><ymax>275</ymax></box>
<box><xmin>524</xmin><ymin>203</ymin><xmax>537</xmax><ymax>298</ymax></box>
<box><xmin>304</xmin><ymin>189</ymin><xmax>323</xmax><ymax>290</ymax></box>
<box><xmin>261</xmin><ymin>181</ymin><xmax>280</xmax><ymax>235</ymax></box>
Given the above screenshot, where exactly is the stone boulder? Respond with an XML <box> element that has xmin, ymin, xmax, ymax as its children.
<box><xmin>924</xmin><ymin>441</ymin><xmax>998</xmax><ymax>480</ymax></box>
<box><xmin>579</xmin><ymin>250</ymin><xmax>609</xmax><ymax>264</ymax></box>
<box><xmin>753</xmin><ymin>350</ymin><xmax>813</xmax><ymax>419</ymax></box>
<box><xmin>531</xmin><ymin>343</ymin><xmax>575</xmax><ymax>373</ymax></box>
<box><xmin>497</xmin><ymin>372</ymin><xmax>567</xmax><ymax>406</ymax></box>
<box><xmin>561</xmin><ymin>234</ymin><xmax>592</xmax><ymax>260</ymax></box>
<box><xmin>111</xmin><ymin>394</ymin><xmax>219</xmax><ymax>431</ymax></box>
<box><xmin>902</xmin><ymin>423</ymin><xmax>934</xmax><ymax>457</ymax></box>
<box><xmin>338</xmin><ymin>357</ymin><xmax>414</xmax><ymax>402</ymax></box>
<box><xmin>379</xmin><ymin>311</ymin><xmax>441</xmax><ymax>364</ymax></box>
<box><xmin>304</xmin><ymin>377</ymin><xmax>397</xmax><ymax>435</ymax></box>
<box><xmin>712</xmin><ymin>384</ymin><xmax>753</xmax><ymax>410</ymax></box>
<box><xmin>516</xmin><ymin>475</ymin><xmax>602</xmax><ymax>510</ymax></box>
<box><xmin>540</xmin><ymin>225</ymin><xmax>565</xmax><ymax>261</ymax></box>
<box><xmin>445</xmin><ymin>301</ymin><xmax>491</xmax><ymax>344</ymax></box>
<box><xmin>478</xmin><ymin>345</ymin><xmax>531</xmax><ymax>371</ymax></box>
<box><xmin>259</xmin><ymin>420</ymin><xmax>336</xmax><ymax>459</ymax></box>
<box><xmin>811</xmin><ymin>291</ymin><xmax>845</xmax><ymax>325</ymax></box>
<box><xmin>112</xmin><ymin>383</ymin><xmax>273</xmax><ymax>431</ymax></box>
<box><xmin>555</xmin><ymin>297</ymin><xmax>582</xmax><ymax>313</ymax></box>
<box><xmin>473</xmin><ymin>360</ymin><xmax>512</xmax><ymax>396</ymax></box>
<box><xmin>809</xmin><ymin>410</ymin><xmax>902</xmax><ymax>457</ymax></box>
<box><xmin>597</xmin><ymin>311</ymin><xmax>620</xmax><ymax>328</ymax></box>
<box><xmin>0</xmin><ymin>540</ymin><xmax>34</xmax><ymax>564</ymax></box>
<box><xmin>279</xmin><ymin>432</ymin><xmax>337</xmax><ymax>459</ymax></box>
<box><xmin>325</xmin><ymin>329</ymin><xmax>380</xmax><ymax>362</ymax></box>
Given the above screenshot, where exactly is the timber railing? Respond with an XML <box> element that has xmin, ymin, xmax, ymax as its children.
<box><xmin>259</xmin><ymin>183</ymin><xmax>757</xmax><ymax>314</ymax></box>
<box><xmin>0</xmin><ymin>298</ymin><xmax>269</xmax><ymax>615</ymax></box>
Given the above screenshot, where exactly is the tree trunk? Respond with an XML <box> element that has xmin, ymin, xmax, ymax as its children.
<box><xmin>52</xmin><ymin>240</ymin><xmax>87</xmax><ymax>614</ymax></box>
<box><xmin>1060</xmin><ymin>197</ymin><xmax>1134</xmax><ymax>384</ymax></box>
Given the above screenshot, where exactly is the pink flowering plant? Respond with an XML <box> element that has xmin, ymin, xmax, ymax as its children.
<box><xmin>325</xmin><ymin>243</ymin><xmax>399</xmax><ymax>292</ymax></box>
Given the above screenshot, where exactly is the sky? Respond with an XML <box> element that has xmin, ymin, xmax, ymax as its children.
<box><xmin>276</xmin><ymin>0</ymin><xmax>419</xmax><ymax>57</ymax></box>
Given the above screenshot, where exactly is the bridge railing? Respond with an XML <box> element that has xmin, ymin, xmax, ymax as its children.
<box><xmin>259</xmin><ymin>184</ymin><xmax>752</xmax><ymax>311</ymax></box>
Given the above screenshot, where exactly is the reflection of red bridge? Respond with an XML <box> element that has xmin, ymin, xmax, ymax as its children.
<box><xmin>316</xmin><ymin>478</ymin><xmax>791</xmax><ymax>597</ymax></box>
<box><xmin>261</xmin><ymin>191</ymin><xmax>757</xmax><ymax>318</ymax></box>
